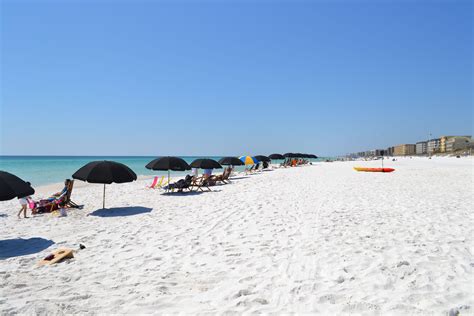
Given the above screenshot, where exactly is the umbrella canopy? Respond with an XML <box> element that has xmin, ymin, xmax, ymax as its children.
<box><xmin>269</xmin><ymin>153</ymin><xmax>285</xmax><ymax>160</ymax></box>
<box><xmin>72</xmin><ymin>161</ymin><xmax>137</xmax><ymax>184</ymax></box>
<box><xmin>190</xmin><ymin>158</ymin><xmax>222</xmax><ymax>169</ymax></box>
<box><xmin>254</xmin><ymin>155</ymin><xmax>271</xmax><ymax>162</ymax></box>
<box><xmin>218</xmin><ymin>157</ymin><xmax>244</xmax><ymax>166</ymax></box>
<box><xmin>283</xmin><ymin>153</ymin><xmax>297</xmax><ymax>158</ymax></box>
<box><xmin>309</xmin><ymin>154</ymin><xmax>318</xmax><ymax>159</ymax></box>
<box><xmin>239</xmin><ymin>156</ymin><xmax>258</xmax><ymax>165</ymax></box>
<box><xmin>0</xmin><ymin>171</ymin><xmax>35</xmax><ymax>201</ymax></box>
<box><xmin>72</xmin><ymin>161</ymin><xmax>137</xmax><ymax>208</ymax></box>
<box><xmin>146</xmin><ymin>156</ymin><xmax>191</xmax><ymax>171</ymax></box>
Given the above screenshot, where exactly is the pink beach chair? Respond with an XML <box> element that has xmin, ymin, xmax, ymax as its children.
<box><xmin>147</xmin><ymin>176</ymin><xmax>159</xmax><ymax>189</ymax></box>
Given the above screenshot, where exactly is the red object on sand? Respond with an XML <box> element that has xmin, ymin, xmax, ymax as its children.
<box><xmin>353</xmin><ymin>167</ymin><xmax>395</xmax><ymax>173</ymax></box>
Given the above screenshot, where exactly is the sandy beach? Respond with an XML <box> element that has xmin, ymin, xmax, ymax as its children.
<box><xmin>0</xmin><ymin>157</ymin><xmax>472</xmax><ymax>314</ymax></box>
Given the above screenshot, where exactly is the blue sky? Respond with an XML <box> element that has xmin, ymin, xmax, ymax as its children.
<box><xmin>1</xmin><ymin>0</ymin><xmax>472</xmax><ymax>156</ymax></box>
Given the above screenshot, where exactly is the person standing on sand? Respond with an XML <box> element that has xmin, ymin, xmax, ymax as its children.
<box><xmin>17</xmin><ymin>181</ymin><xmax>33</xmax><ymax>219</ymax></box>
<box><xmin>18</xmin><ymin>196</ymin><xmax>29</xmax><ymax>218</ymax></box>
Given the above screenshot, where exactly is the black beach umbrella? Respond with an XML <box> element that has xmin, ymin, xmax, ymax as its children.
<box><xmin>146</xmin><ymin>156</ymin><xmax>191</xmax><ymax>187</ymax></box>
<box><xmin>72</xmin><ymin>161</ymin><xmax>137</xmax><ymax>209</ymax></box>
<box><xmin>310</xmin><ymin>154</ymin><xmax>318</xmax><ymax>159</ymax></box>
<box><xmin>0</xmin><ymin>171</ymin><xmax>35</xmax><ymax>201</ymax></box>
<box><xmin>254</xmin><ymin>155</ymin><xmax>271</xmax><ymax>162</ymax></box>
<box><xmin>190</xmin><ymin>158</ymin><xmax>222</xmax><ymax>169</ymax></box>
<box><xmin>269</xmin><ymin>153</ymin><xmax>285</xmax><ymax>160</ymax></box>
<box><xmin>146</xmin><ymin>156</ymin><xmax>191</xmax><ymax>171</ymax></box>
<box><xmin>284</xmin><ymin>153</ymin><xmax>297</xmax><ymax>158</ymax></box>
<box><xmin>218</xmin><ymin>157</ymin><xmax>244</xmax><ymax>166</ymax></box>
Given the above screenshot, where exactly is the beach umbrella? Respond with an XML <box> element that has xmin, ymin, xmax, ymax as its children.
<box><xmin>309</xmin><ymin>154</ymin><xmax>318</xmax><ymax>159</ymax></box>
<box><xmin>239</xmin><ymin>156</ymin><xmax>258</xmax><ymax>165</ymax></box>
<box><xmin>218</xmin><ymin>157</ymin><xmax>244</xmax><ymax>166</ymax></box>
<box><xmin>269</xmin><ymin>153</ymin><xmax>285</xmax><ymax>160</ymax></box>
<box><xmin>146</xmin><ymin>156</ymin><xmax>191</xmax><ymax>171</ymax></box>
<box><xmin>72</xmin><ymin>161</ymin><xmax>137</xmax><ymax>209</ymax></box>
<box><xmin>254</xmin><ymin>155</ymin><xmax>271</xmax><ymax>162</ymax></box>
<box><xmin>283</xmin><ymin>153</ymin><xmax>297</xmax><ymax>158</ymax></box>
<box><xmin>190</xmin><ymin>158</ymin><xmax>222</xmax><ymax>169</ymax></box>
<box><xmin>146</xmin><ymin>156</ymin><xmax>191</xmax><ymax>187</ymax></box>
<box><xmin>0</xmin><ymin>171</ymin><xmax>35</xmax><ymax>201</ymax></box>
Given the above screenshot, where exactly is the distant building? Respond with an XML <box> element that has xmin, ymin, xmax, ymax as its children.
<box><xmin>394</xmin><ymin>144</ymin><xmax>416</xmax><ymax>156</ymax></box>
<box><xmin>440</xmin><ymin>136</ymin><xmax>449</xmax><ymax>153</ymax></box>
<box><xmin>427</xmin><ymin>138</ymin><xmax>441</xmax><ymax>154</ymax></box>
<box><xmin>416</xmin><ymin>141</ymin><xmax>427</xmax><ymax>155</ymax></box>
<box><xmin>386</xmin><ymin>146</ymin><xmax>394</xmax><ymax>156</ymax></box>
<box><xmin>445</xmin><ymin>136</ymin><xmax>472</xmax><ymax>152</ymax></box>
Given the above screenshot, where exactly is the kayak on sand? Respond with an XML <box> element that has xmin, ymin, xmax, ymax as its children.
<box><xmin>353</xmin><ymin>167</ymin><xmax>395</xmax><ymax>173</ymax></box>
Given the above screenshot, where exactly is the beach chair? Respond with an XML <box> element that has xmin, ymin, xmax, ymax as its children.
<box><xmin>148</xmin><ymin>176</ymin><xmax>166</xmax><ymax>189</ymax></box>
<box><xmin>156</xmin><ymin>176</ymin><xmax>169</xmax><ymax>189</ymax></box>
<box><xmin>211</xmin><ymin>168</ymin><xmax>231</xmax><ymax>184</ymax></box>
<box><xmin>245</xmin><ymin>165</ymin><xmax>255</xmax><ymax>174</ymax></box>
<box><xmin>146</xmin><ymin>176</ymin><xmax>159</xmax><ymax>189</ymax></box>
<box><xmin>168</xmin><ymin>175</ymin><xmax>193</xmax><ymax>193</ymax></box>
<box><xmin>64</xmin><ymin>180</ymin><xmax>81</xmax><ymax>208</ymax></box>
<box><xmin>191</xmin><ymin>176</ymin><xmax>212</xmax><ymax>192</ymax></box>
<box><xmin>43</xmin><ymin>180</ymin><xmax>80</xmax><ymax>212</ymax></box>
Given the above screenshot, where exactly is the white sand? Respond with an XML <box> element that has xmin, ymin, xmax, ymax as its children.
<box><xmin>0</xmin><ymin>157</ymin><xmax>473</xmax><ymax>314</ymax></box>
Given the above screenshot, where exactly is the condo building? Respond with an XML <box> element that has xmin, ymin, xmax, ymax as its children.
<box><xmin>427</xmin><ymin>138</ymin><xmax>441</xmax><ymax>154</ymax></box>
<box><xmin>416</xmin><ymin>141</ymin><xmax>428</xmax><ymax>155</ymax></box>
<box><xmin>393</xmin><ymin>144</ymin><xmax>416</xmax><ymax>156</ymax></box>
<box><xmin>445</xmin><ymin>136</ymin><xmax>472</xmax><ymax>152</ymax></box>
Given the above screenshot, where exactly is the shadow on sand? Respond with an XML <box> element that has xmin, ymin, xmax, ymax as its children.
<box><xmin>90</xmin><ymin>206</ymin><xmax>153</xmax><ymax>217</ymax></box>
<box><xmin>0</xmin><ymin>214</ymin><xmax>8</xmax><ymax>218</ymax></box>
<box><xmin>162</xmin><ymin>191</ymin><xmax>203</xmax><ymax>196</ymax></box>
<box><xmin>0</xmin><ymin>237</ymin><xmax>54</xmax><ymax>260</ymax></box>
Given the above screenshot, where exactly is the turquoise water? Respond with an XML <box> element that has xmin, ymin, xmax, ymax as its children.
<box><xmin>0</xmin><ymin>156</ymin><xmax>323</xmax><ymax>186</ymax></box>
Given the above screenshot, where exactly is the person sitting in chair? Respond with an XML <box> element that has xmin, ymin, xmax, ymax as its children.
<box><xmin>51</xmin><ymin>179</ymin><xmax>71</xmax><ymax>199</ymax></box>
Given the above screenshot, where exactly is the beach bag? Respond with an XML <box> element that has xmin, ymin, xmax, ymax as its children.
<box><xmin>26</xmin><ymin>197</ymin><xmax>36</xmax><ymax>209</ymax></box>
<box><xmin>59</xmin><ymin>208</ymin><xmax>67</xmax><ymax>217</ymax></box>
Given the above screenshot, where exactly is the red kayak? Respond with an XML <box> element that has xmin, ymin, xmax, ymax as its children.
<box><xmin>354</xmin><ymin>167</ymin><xmax>395</xmax><ymax>173</ymax></box>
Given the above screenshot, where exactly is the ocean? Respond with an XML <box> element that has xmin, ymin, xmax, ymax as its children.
<box><xmin>0</xmin><ymin>156</ymin><xmax>323</xmax><ymax>187</ymax></box>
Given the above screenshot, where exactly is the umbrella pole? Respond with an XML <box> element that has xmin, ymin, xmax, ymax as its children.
<box><xmin>168</xmin><ymin>170</ymin><xmax>170</xmax><ymax>193</ymax></box>
<box><xmin>103</xmin><ymin>184</ymin><xmax>106</xmax><ymax>209</ymax></box>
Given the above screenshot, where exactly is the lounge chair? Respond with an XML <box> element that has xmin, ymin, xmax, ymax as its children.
<box><xmin>211</xmin><ymin>168</ymin><xmax>231</xmax><ymax>184</ymax></box>
<box><xmin>157</xmin><ymin>176</ymin><xmax>169</xmax><ymax>189</ymax></box>
<box><xmin>60</xmin><ymin>180</ymin><xmax>81</xmax><ymax>209</ymax></box>
<box><xmin>191</xmin><ymin>175</ymin><xmax>212</xmax><ymax>191</ymax></box>
<box><xmin>169</xmin><ymin>175</ymin><xmax>193</xmax><ymax>192</ymax></box>
<box><xmin>163</xmin><ymin>175</ymin><xmax>192</xmax><ymax>192</ymax></box>
<box><xmin>147</xmin><ymin>176</ymin><xmax>160</xmax><ymax>188</ymax></box>
<box><xmin>34</xmin><ymin>180</ymin><xmax>81</xmax><ymax>213</ymax></box>
<box><xmin>245</xmin><ymin>165</ymin><xmax>255</xmax><ymax>174</ymax></box>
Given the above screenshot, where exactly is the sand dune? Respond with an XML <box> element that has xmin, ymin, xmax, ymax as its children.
<box><xmin>1</xmin><ymin>157</ymin><xmax>472</xmax><ymax>314</ymax></box>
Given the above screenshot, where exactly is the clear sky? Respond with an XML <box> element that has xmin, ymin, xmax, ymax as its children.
<box><xmin>0</xmin><ymin>0</ymin><xmax>472</xmax><ymax>156</ymax></box>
